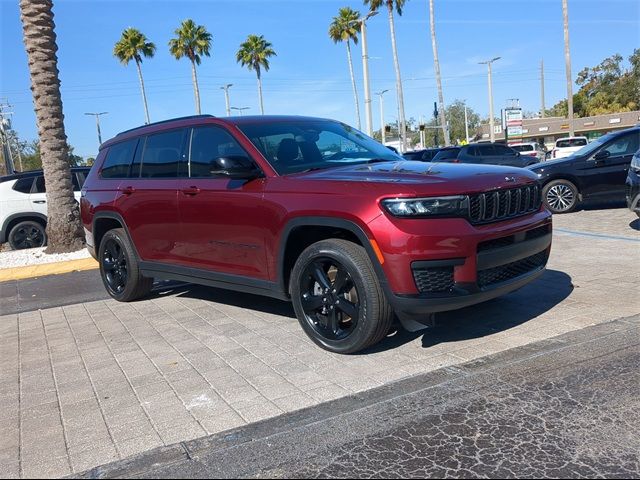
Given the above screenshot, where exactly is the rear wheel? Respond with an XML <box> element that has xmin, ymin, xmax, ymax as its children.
<box><xmin>290</xmin><ymin>239</ymin><xmax>394</xmax><ymax>354</ymax></box>
<box><xmin>8</xmin><ymin>221</ymin><xmax>47</xmax><ymax>250</ymax></box>
<box><xmin>543</xmin><ymin>179</ymin><xmax>578</xmax><ymax>214</ymax></box>
<box><xmin>99</xmin><ymin>228</ymin><xmax>153</xmax><ymax>302</ymax></box>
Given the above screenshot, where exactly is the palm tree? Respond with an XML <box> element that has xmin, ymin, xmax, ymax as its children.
<box><xmin>329</xmin><ymin>7</ymin><xmax>362</xmax><ymax>130</ymax></box>
<box><xmin>562</xmin><ymin>0</ymin><xmax>575</xmax><ymax>136</ymax></box>
<box><xmin>428</xmin><ymin>0</ymin><xmax>450</xmax><ymax>146</ymax></box>
<box><xmin>169</xmin><ymin>19</ymin><xmax>212</xmax><ymax>115</ymax></box>
<box><xmin>365</xmin><ymin>0</ymin><xmax>407</xmax><ymax>150</ymax></box>
<box><xmin>237</xmin><ymin>35</ymin><xmax>276</xmax><ymax>115</ymax></box>
<box><xmin>114</xmin><ymin>28</ymin><xmax>156</xmax><ymax>124</ymax></box>
<box><xmin>18</xmin><ymin>0</ymin><xmax>84</xmax><ymax>253</ymax></box>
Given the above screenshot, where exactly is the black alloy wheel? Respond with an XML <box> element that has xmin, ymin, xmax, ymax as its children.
<box><xmin>299</xmin><ymin>257</ymin><xmax>360</xmax><ymax>341</ymax></box>
<box><xmin>101</xmin><ymin>238</ymin><xmax>128</xmax><ymax>295</ymax></box>
<box><xmin>8</xmin><ymin>221</ymin><xmax>46</xmax><ymax>250</ymax></box>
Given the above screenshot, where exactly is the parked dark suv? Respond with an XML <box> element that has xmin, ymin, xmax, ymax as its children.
<box><xmin>81</xmin><ymin>115</ymin><xmax>552</xmax><ymax>353</ymax></box>
<box><xmin>432</xmin><ymin>143</ymin><xmax>539</xmax><ymax>167</ymax></box>
<box><xmin>529</xmin><ymin>126</ymin><xmax>639</xmax><ymax>214</ymax></box>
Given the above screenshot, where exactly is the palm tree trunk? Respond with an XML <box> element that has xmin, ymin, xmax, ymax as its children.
<box><xmin>562</xmin><ymin>0</ymin><xmax>574</xmax><ymax>136</ymax></box>
<box><xmin>19</xmin><ymin>0</ymin><xmax>83</xmax><ymax>253</ymax></box>
<box><xmin>257</xmin><ymin>66</ymin><xmax>264</xmax><ymax>115</ymax></box>
<box><xmin>387</xmin><ymin>6</ymin><xmax>406</xmax><ymax>151</ymax></box>
<box><xmin>346</xmin><ymin>41</ymin><xmax>361</xmax><ymax>130</ymax></box>
<box><xmin>429</xmin><ymin>0</ymin><xmax>450</xmax><ymax>146</ymax></box>
<box><xmin>190</xmin><ymin>59</ymin><xmax>201</xmax><ymax>114</ymax></box>
<box><xmin>135</xmin><ymin>58</ymin><xmax>151</xmax><ymax>124</ymax></box>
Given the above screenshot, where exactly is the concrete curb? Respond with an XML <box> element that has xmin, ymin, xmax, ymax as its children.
<box><xmin>0</xmin><ymin>257</ymin><xmax>98</xmax><ymax>282</ymax></box>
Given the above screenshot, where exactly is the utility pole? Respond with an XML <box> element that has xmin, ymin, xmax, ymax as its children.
<box><xmin>464</xmin><ymin>102</ymin><xmax>470</xmax><ymax>143</ymax></box>
<box><xmin>354</xmin><ymin>11</ymin><xmax>378</xmax><ymax>138</ymax></box>
<box><xmin>562</xmin><ymin>0</ymin><xmax>574</xmax><ymax>136</ymax></box>
<box><xmin>479</xmin><ymin>57</ymin><xmax>501</xmax><ymax>143</ymax></box>
<box><xmin>433</xmin><ymin>102</ymin><xmax>439</xmax><ymax>146</ymax></box>
<box><xmin>85</xmin><ymin>112</ymin><xmax>108</xmax><ymax>146</ymax></box>
<box><xmin>221</xmin><ymin>84</ymin><xmax>233</xmax><ymax>117</ymax></box>
<box><xmin>540</xmin><ymin>59</ymin><xmax>546</xmax><ymax>118</ymax></box>
<box><xmin>376</xmin><ymin>90</ymin><xmax>389</xmax><ymax>145</ymax></box>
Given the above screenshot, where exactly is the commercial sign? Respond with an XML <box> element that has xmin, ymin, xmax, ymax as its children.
<box><xmin>507</xmin><ymin>126</ymin><xmax>523</xmax><ymax>136</ymax></box>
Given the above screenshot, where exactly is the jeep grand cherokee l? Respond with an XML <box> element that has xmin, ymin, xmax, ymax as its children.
<box><xmin>81</xmin><ymin>115</ymin><xmax>552</xmax><ymax>354</ymax></box>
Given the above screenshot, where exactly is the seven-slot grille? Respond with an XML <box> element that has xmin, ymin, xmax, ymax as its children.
<box><xmin>469</xmin><ymin>184</ymin><xmax>541</xmax><ymax>224</ymax></box>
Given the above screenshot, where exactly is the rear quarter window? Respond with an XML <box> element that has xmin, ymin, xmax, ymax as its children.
<box><xmin>101</xmin><ymin>140</ymin><xmax>138</xmax><ymax>178</ymax></box>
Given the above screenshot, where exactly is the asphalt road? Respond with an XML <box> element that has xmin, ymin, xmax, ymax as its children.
<box><xmin>75</xmin><ymin>315</ymin><xmax>640</xmax><ymax>479</ymax></box>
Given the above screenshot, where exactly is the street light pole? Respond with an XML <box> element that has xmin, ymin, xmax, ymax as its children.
<box><xmin>376</xmin><ymin>89</ymin><xmax>389</xmax><ymax>145</ymax></box>
<box><xmin>479</xmin><ymin>57</ymin><xmax>500</xmax><ymax>143</ymax></box>
<box><xmin>221</xmin><ymin>84</ymin><xmax>233</xmax><ymax>117</ymax></box>
<box><xmin>231</xmin><ymin>106</ymin><xmax>250</xmax><ymax>116</ymax></box>
<box><xmin>84</xmin><ymin>112</ymin><xmax>108</xmax><ymax>145</ymax></box>
<box><xmin>463</xmin><ymin>101</ymin><xmax>470</xmax><ymax>143</ymax></box>
<box><xmin>357</xmin><ymin>11</ymin><xmax>378</xmax><ymax>137</ymax></box>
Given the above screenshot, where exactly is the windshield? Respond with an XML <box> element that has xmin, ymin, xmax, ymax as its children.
<box><xmin>511</xmin><ymin>144</ymin><xmax>533</xmax><ymax>152</ymax></box>
<box><xmin>432</xmin><ymin>148</ymin><xmax>461</xmax><ymax>161</ymax></box>
<box><xmin>568</xmin><ymin>133</ymin><xmax>613</xmax><ymax>158</ymax></box>
<box><xmin>236</xmin><ymin>119</ymin><xmax>401</xmax><ymax>175</ymax></box>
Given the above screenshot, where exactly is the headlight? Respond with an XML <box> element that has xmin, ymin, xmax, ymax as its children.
<box><xmin>631</xmin><ymin>154</ymin><xmax>640</xmax><ymax>172</ymax></box>
<box><xmin>381</xmin><ymin>196</ymin><xmax>469</xmax><ymax>218</ymax></box>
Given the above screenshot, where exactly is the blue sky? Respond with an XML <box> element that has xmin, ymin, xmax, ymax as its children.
<box><xmin>1</xmin><ymin>0</ymin><xmax>639</xmax><ymax>157</ymax></box>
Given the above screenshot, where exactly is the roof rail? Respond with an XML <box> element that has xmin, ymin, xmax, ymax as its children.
<box><xmin>115</xmin><ymin>114</ymin><xmax>215</xmax><ymax>137</ymax></box>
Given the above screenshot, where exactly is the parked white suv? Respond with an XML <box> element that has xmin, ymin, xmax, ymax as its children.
<box><xmin>510</xmin><ymin>142</ymin><xmax>547</xmax><ymax>162</ymax></box>
<box><xmin>0</xmin><ymin>168</ymin><xmax>88</xmax><ymax>249</ymax></box>
<box><xmin>550</xmin><ymin>136</ymin><xmax>588</xmax><ymax>159</ymax></box>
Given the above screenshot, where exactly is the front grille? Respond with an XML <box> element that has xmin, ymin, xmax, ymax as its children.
<box><xmin>413</xmin><ymin>266</ymin><xmax>454</xmax><ymax>293</ymax></box>
<box><xmin>469</xmin><ymin>184</ymin><xmax>541</xmax><ymax>225</ymax></box>
<box><xmin>478</xmin><ymin>251</ymin><xmax>548</xmax><ymax>288</ymax></box>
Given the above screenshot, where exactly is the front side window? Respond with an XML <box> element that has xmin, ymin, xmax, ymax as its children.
<box><xmin>494</xmin><ymin>145</ymin><xmax>515</xmax><ymax>156</ymax></box>
<box><xmin>139</xmin><ymin>129</ymin><xmax>187</xmax><ymax>178</ymax></box>
<box><xmin>101</xmin><ymin>140</ymin><xmax>137</xmax><ymax>178</ymax></box>
<box><xmin>188</xmin><ymin>127</ymin><xmax>248</xmax><ymax>178</ymax></box>
<box><xmin>477</xmin><ymin>145</ymin><xmax>496</xmax><ymax>156</ymax></box>
<box><xmin>603</xmin><ymin>133</ymin><xmax>640</xmax><ymax>157</ymax></box>
<box><xmin>237</xmin><ymin>120</ymin><xmax>400</xmax><ymax>175</ymax></box>
<box><xmin>432</xmin><ymin>148</ymin><xmax>461</xmax><ymax>161</ymax></box>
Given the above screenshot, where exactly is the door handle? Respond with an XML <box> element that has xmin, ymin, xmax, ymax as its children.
<box><xmin>33</xmin><ymin>200</ymin><xmax>46</xmax><ymax>204</ymax></box>
<box><xmin>182</xmin><ymin>186</ymin><xmax>201</xmax><ymax>196</ymax></box>
<box><xmin>120</xmin><ymin>186</ymin><xmax>135</xmax><ymax>195</ymax></box>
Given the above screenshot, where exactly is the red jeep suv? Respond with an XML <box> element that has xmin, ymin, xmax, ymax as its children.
<box><xmin>81</xmin><ymin>115</ymin><xmax>552</xmax><ymax>354</ymax></box>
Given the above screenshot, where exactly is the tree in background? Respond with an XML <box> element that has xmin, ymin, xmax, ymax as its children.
<box><xmin>114</xmin><ymin>28</ymin><xmax>156</xmax><ymax>124</ymax></box>
<box><xmin>329</xmin><ymin>7</ymin><xmax>362</xmax><ymax>130</ymax></box>
<box><xmin>236</xmin><ymin>35</ymin><xmax>276</xmax><ymax>115</ymax></box>
<box><xmin>547</xmin><ymin>50</ymin><xmax>640</xmax><ymax>118</ymax></box>
<box><xmin>365</xmin><ymin>0</ymin><xmax>408</xmax><ymax>150</ymax></box>
<box><xmin>169</xmin><ymin>19</ymin><xmax>212</xmax><ymax>115</ymax></box>
<box><xmin>18</xmin><ymin>0</ymin><xmax>84</xmax><ymax>252</ymax></box>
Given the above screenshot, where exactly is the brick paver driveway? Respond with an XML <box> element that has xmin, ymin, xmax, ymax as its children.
<box><xmin>1</xmin><ymin>207</ymin><xmax>638</xmax><ymax>478</ymax></box>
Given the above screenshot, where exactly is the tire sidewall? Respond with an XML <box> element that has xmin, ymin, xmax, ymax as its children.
<box><xmin>98</xmin><ymin>229</ymin><xmax>138</xmax><ymax>301</ymax></box>
<box><xmin>9</xmin><ymin>221</ymin><xmax>47</xmax><ymax>250</ymax></box>
<box><xmin>543</xmin><ymin>179</ymin><xmax>578</xmax><ymax>214</ymax></box>
<box><xmin>291</xmin><ymin>242</ymin><xmax>378</xmax><ymax>354</ymax></box>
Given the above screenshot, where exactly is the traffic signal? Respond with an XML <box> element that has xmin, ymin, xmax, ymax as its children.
<box><xmin>419</xmin><ymin>124</ymin><xmax>425</xmax><ymax>131</ymax></box>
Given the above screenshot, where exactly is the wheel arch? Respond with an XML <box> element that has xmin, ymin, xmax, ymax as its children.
<box><xmin>92</xmin><ymin>211</ymin><xmax>141</xmax><ymax>260</ymax></box>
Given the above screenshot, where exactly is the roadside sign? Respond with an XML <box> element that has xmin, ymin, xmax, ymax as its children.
<box><xmin>508</xmin><ymin>126</ymin><xmax>523</xmax><ymax>136</ymax></box>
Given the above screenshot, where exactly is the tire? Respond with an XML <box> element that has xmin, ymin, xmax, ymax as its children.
<box><xmin>542</xmin><ymin>179</ymin><xmax>579</xmax><ymax>214</ymax></box>
<box><xmin>290</xmin><ymin>239</ymin><xmax>394</xmax><ymax>354</ymax></box>
<box><xmin>98</xmin><ymin>228</ymin><xmax>153</xmax><ymax>302</ymax></box>
<box><xmin>8</xmin><ymin>220</ymin><xmax>47</xmax><ymax>250</ymax></box>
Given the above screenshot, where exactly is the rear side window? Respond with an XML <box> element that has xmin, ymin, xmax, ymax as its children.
<box><xmin>139</xmin><ymin>129</ymin><xmax>187</xmax><ymax>178</ymax></box>
<box><xmin>33</xmin><ymin>174</ymin><xmax>81</xmax><ymax>193</ymax></box>
<box><xmin>433</xmin><ymin>148</ymin><xmax>460</xmax><ymax>161</ymax></box>
<box><xmin>477</xmin><ymin>144</ymin><xmax>496</xmax><ymax>156</ymax></box>
<box><xmin>557</xmin><ymin>138</ymin><xmax>587</xmax><ymax>148</ymax></box>
<box><xmin>12</xmin><ymin>177</ymin><xmax>34</xmax><ymax>193</ymax></box>
<box><xmin>512</xmin><ymin>144</ymin><xmax>533</xmax><ymax>152</ymax></box>
<box><xmin>101</xmin><ymin>140</ymin><xmax>137</xmax><ymax>178</ymax></box>
<box><xmin>494</xmin><ymin>145</ymin><xmax>515</xmax><ymax>156</ymax></box>
<box><xmin>188</xmin><ymin>126</ymin><xmax>248</xmax><ymax>178</ymax></box>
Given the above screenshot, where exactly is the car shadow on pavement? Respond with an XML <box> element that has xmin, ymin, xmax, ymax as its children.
<box><xmin>629</xmin><ymin>218</ymin><xmax>639</xmax><ymax>231</ymax></box>
<box><xmin>360</xmin><ymin>269</ymin><xmax>574</xmax><ymax>354</ymax></box>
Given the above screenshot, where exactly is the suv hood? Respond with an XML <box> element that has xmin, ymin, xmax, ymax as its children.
<box><xmin>292</xmin><ymin>160</ymin><xmax>538</xmax><ymax>195</ymax></box>
<box><xmin>528</xmin><ymin>156</ymin><xmax>575</xmax><ymax>170</ymax></box>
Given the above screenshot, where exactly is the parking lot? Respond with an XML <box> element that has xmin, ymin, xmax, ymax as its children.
<box><xmin>1</xmin><ymin>207</ymin><xmax>638</xmax><ymax>478</ymax></box>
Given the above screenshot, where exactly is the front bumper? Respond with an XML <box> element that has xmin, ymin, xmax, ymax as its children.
<box><xmin>626</xmin><ymin>170</ymin><xmax>640</xmax><ymax>214</ymax></box>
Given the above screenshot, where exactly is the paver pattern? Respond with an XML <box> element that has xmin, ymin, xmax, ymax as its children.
<box><xmin>0</xmin><ymin>207</ymin><xmax>638</xmax><ymax>478</ymax></box>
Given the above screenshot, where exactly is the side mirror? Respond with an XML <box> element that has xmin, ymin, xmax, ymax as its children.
<box><xmin>594</xmin><ymin>150</ymin><xmax>610</xmax><ymax>161</ymax></box>
<box><xmin>210</xmin><ymin>155</ymin><xmax>261</xmax><ymax>179</ymax></box>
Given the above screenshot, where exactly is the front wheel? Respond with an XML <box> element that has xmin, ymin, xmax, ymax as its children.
<box><xmin>99</xmin><ymin>228</ymin><xmax>153</xmax><ymax>302</ymax></box>
<box><xmin>8</xmin><ymin>220</ymin><xmax>47</xmax><ymax>250</ymax></box>
<box><xmin>290</xmin><ymin>239</ymin><xmax>394</xmax><ymax>354</ymax></box>
<box><xmin>542</xmin><ymin>179</ymin><xmax>579</xmax><ymax>214</ymax></box>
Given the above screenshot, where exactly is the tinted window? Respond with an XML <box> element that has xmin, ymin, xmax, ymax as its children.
<box><xmin>433</xmin><ymin>148</ymin><xmax>461</xmax><ymax>161</ymax></box>
<box><xmin>140</xmin><ymin>129</ymin><xmax>187</xmax><ymax>178</ymax></box>
<box><xmin>32</xmin><ymin>174</ymin><xmax>81</xmax><ymax>193</ymax></box>
<box><xmin>477</xmin><ymin>144</ymin><xmax>496</xmax><ymax>156</ymax></box>
<box><xmin>557</xmin><ymin>138</ymin><xmax>587</xmax><ymax>148</ymax></box>
<box><xmin>188</xmin><ymin>127</ymin><xmax>248</xmax><ymax>178</ymax></box>
<box><xmin>101</xmin><ymin>140</ymin><xmax>137</xmax><ymax>178</ymax></box>
<box><xmin>402</xmin><ymin>151</ymin><xmax>424</xmax><ymax>160</ymax></box>
<box><xmin>511</xmin><ymin>144</ymin><xmax>534</xmax><ymax>152</ymax></box>
<box><xmin>603</xmin><ymin>133</ymin><xmax>640</xmax><ymax>157</ymax></box>
<box><xmin>12</xmin><ymin>177</ymin><xmax>34</xmax><ymax>194</ymax></box>
<box><xmin>494</xmin><ymin>145</ymin><xmax>515</xmax><ymax>156</ymax></box>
